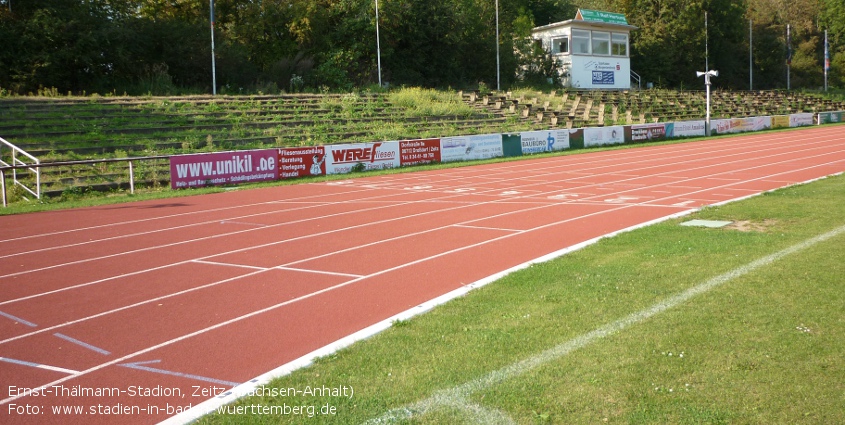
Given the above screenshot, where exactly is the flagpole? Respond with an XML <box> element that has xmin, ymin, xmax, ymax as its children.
<box><xmin>749</xmin><ymin>19</ymin><xmax>753</xmax><ymax>90</ymax></box>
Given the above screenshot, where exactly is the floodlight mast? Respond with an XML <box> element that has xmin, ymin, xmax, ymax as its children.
<box><xmin>697</xmin><ymin>70</ymin><xmax>718</xmax><ymax>136</ymax></box>
<box><xmin>210</xmin><ymin>0</ymin><xmax>217</xmax><ymax>95</ymax></box>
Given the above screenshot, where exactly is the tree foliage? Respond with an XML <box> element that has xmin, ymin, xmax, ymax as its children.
<box><xmin>0</xmin><ymin>0</ymin><xmax>842</xmax><ymax>94</ymax></box>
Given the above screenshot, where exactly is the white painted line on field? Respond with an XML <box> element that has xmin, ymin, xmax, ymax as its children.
<box><xmin>363</xmin><ymin>222</ymin><xmax>845</xmax><ymax>424</ymax></box>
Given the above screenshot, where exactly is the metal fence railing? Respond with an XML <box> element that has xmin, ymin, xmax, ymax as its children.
<box><xmin>0</xmin><ymin>136</ymin><xmax>40</xmax><ymax>201</ymax></box>
<box><xmin>1</xmin><ymin>155</ymin><xmax>171</xmax><ymax>207</ymax></box>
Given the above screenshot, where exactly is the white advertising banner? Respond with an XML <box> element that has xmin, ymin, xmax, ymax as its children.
<box><xmin>670</xmin><ymin>120</ymin><xmax>706</xmax><ymax>137</ymax></box>
<box><xmin>325</xmin><ymin>141</ymin><xmax>401</xmax><ymax>174</ymax></box>
<box><xmin>584</xmin><ymin>125</ymin><xmax>625</xmax><ymax>147</ymax></box>
<box><xmin>440</xmin><ymin>134</ymin><xmax>504</xmax><ymax>162</ymax></box>
<box><xmin>569</xmin><ymin>56</ymin><xmax>631</xmax><ymax>90</ymax></box>
<box><xmin>789</xmin><ymin>113</ymin><xmax>814</xmax><ymax>127</ymax></box>
<box><xmin>519</xmin><ymin>130</ymin><xmax>571</xmax><ymax>154</ymax></box>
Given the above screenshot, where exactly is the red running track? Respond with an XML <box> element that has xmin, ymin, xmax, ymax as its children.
<box><xmin>1</xmin><ymin>126</ymin><xmax>844</xmax><ymax>424</ymax></box>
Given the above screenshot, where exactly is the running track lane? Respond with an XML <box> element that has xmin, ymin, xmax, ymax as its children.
<box><xmin>1</xmin><ymin>126</ymin><xmax>844</xmax><ymax>424</ymax></box>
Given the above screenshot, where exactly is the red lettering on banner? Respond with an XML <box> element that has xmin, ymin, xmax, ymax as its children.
<box><xmin>332</xmin><ymin>142</ymin><xmax>393</xmax><ymax>164</ymax></box>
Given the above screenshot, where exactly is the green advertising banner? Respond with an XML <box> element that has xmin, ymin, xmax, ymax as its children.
<box><xmin>502</xmin><ymin>134</ymin><xmax>523</xmax><ymax>157</ymax></box>
<box><xmin>576</xmin><ymin>9</ymin><xmax>629</xmax><ymax>25</ymax></box>
<box><xmin>568</xmin><ymin>128</ymin><xmax>585</xmax><ymax>150</ymax></box>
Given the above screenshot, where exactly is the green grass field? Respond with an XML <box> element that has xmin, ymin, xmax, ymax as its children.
<box><xmin>193</xmin><ymin>171</ymin><xmax>845</xmax><ymax>425</ymax></box>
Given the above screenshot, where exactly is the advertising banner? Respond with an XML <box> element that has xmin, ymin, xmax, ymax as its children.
<box><xmin>584</xmin><ymin>126</ymin><xmax>625</xmax><ymax>147</ymax></box>
<box><xmin>712</xmin><ymin>117</ymin><xmax>771</xmax><ymax>134</ymax></box>
<box><xmin>670</xmin><ymin>120</ymin><xmax>706</xmax><ymax>137</ymax></box>
<box><xmin>816</xmin><ymin>112</ymin><xmax>842</xmax><ymax>125</ymax></box>
<box><xmin>817</xmin><ymin>112</ymin><xmax>831</xmax><ymax>125</ymax></box>
<box><xmin>502</xmin><ymin>134</ymin><xmax>523</xmax><ymax>157</ymax></box>
<box><xmin>440</xmin><ymin>134</ymin><xmax>504</xmax><ymax>162</ymax></box>
<box><xmin>570</xmin><ymin>56</ymin><xmax>631</xmax><ymax>90</ymax></box>
<box><xmin>519</xmin><ymin>130</ymin><xmax>571</xmax><ymax>154</ymax></box>
<box><xmin>789</xmin><ymin>113</ymin><xmax>814</xmax><ymax>127</ymax></box>
<box><xmin>399</xmin><ymin>139</ymin><xmax>441</xmax><ymax>166</ymax></box>
<box><xmin>170</xmin><ymin>149</ymin><xmax>279</xmax><ymax>189</ymax></box>
<box><xmin>630</xmin><ymin>123</ymin><xmax>667</xmax><ymax>142</ymax></box>
<box><xmin>592</xmin><ymin>71</ymin><xmax>615</xmax><ymax>85</ymax></box>
<box><xmin>279</xmin><ymin>146</ymin><xmax>326</xmax><ymax>179</ymax></box>
<box><xmin>772</xmin><ymin>115</ymin><xmax>790</xmax><ymax>128</ymax></box>
<box><xmin>325</xmin><ymin>142</ymin><xmax>400</xmax><ymax>174</ymax></box>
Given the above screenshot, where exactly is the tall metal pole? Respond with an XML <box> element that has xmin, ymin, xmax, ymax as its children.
<box><xmin>375</xmin><ymin>0</ymin><xmax>383</xmax><ymax>87</ymax></box>
<box><xmin>495</xmin><ymin>0</ymin><xmax>500</xmax><ymax>91</ymax></box>
<box><xmin>698</xmin><ymin>70</ymin><xmax>718</xmax><ymax>137</ymax></box>
<box><xmin>825</xmin><ymin>30</ymin><xmax>830</xmax><ymax>92</ymax></box>
<box><xmin>786</xmin><ymin>24</ymin><xmax>791</xmax><ymax>90</ymax></box>
<box><xmin>210</xmin><ymin>0</ymin><xmax>217</xmax><ymax>95</ymax></box>
<box><xmin>706</xmin><ymin>76</ymin><xmax>711</xmax><ymax>135</ymax></box>
<box><xmin>705</xmin><ymin>11</ymin><xmax>709</xmax><ymax>72</ymax></box>
<box><xmin>749</xmin><ymin>19</ymin><xmax>753</xmax><ymax>90</ymax></box>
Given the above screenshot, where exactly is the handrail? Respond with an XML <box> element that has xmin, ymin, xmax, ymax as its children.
<box><xmin>630</xmin><ymin>70</ymin><xmax>642</xmax><ymax>90</ymax></box>
<box><xmin>0</xmin><ymin>136</ymin><xmax>40</xmax><ymax>201</ymax></box>
<box><xmin>0</xmin><ymin>155</ymin><xmax>171</xmax><ymax>207</ymax></box>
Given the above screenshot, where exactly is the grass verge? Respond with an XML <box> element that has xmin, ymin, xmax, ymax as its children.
<box><xmin>194</xmin><ymin>171</ymin><xmax>845</xmax><ymax>425</ymax></box>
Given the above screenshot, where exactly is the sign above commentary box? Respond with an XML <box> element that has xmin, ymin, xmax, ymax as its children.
<box><xmin>576</xmin><ymin>9</ymin><xmax>629</xmax><ymax>25</ymax></box>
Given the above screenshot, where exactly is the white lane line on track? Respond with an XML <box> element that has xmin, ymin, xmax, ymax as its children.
<box><xmin>191</xmin><ymin>260</ymin><xmax>269</xmax><ymax>271</ymax></box>
<box><xmin>0</xmin><ymin>356</ymin><xmax>80</xmax><ymax>375</ymax></box>
<box><xmin>274</xmin><ymin>267</ymin><xmax>363</xmax><ymax>278</ymax></box>
<box><xmin>451</xmin><ymin>224</ymin><xmax>523</xmax><ymax>232</ymax></box>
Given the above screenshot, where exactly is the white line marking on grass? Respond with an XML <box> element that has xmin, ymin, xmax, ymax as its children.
<box><xmin>364</xmin><ymin>223</ymin><xmax>845</xmax><ymax>424</ymax></box>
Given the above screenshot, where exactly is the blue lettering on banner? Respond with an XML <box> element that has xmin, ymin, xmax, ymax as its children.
<box><xmin>592</xmin><ymin>71</ymin><xmax>615</xmax><ymax>85</ymax></box>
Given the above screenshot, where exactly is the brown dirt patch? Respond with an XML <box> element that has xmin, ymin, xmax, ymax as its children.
<box><xmin>724</xmin><ymin>219</ymin><xmax>778</xmax><ymax>232</ymax></box>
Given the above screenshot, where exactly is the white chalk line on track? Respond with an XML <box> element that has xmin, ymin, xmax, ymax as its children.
<box><xmin>361</xmin><ymin>222</ymin><xmax>845</xmax><ymax>425</ymax></box>
<box><xmin>2</xmin><ymin>132</ymin><xmax>842</xmax><ymax>281</ymax></box>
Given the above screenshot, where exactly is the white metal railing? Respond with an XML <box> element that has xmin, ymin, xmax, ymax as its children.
<box><xmin>630</xmin><ymin>70</ymin><xmax>642</xmax><ymax>90</ymax></box>
<box><xmin>0</xmin><ymin>155</ymin><xmax>171</xmax><ymax>207</ymax></box>
<box><xmin>0</xmin><ymin>136</ymin><xmax>40</xmax><ymax>201</ymax></box>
